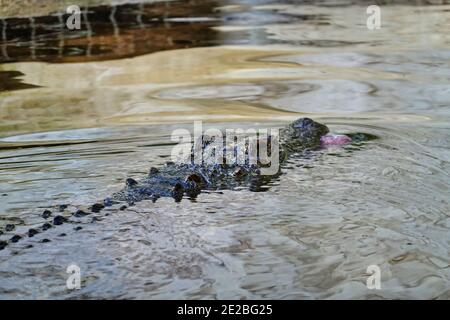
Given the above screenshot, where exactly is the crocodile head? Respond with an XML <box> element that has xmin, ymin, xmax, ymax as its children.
<box><xmin>283</xmin><ymin>118</ymin><xmax>329</xmax><ymax>148</ymax></box>
<box><xmin>290</xmin><ymin>117</ymin><xmax>329</xmax><ymax>136</ymax></box>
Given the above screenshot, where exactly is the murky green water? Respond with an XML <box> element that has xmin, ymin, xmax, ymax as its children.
<box><xmin>0</xmin><ymin>1</ymin><xmax>449</xmax><ymax>299</ymax></box>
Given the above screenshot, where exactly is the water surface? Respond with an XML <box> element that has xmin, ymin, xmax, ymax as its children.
<box><xmin>0</xmin><ymin>0</ymin><xmax>449</xmax><ymax>299</ymax></box>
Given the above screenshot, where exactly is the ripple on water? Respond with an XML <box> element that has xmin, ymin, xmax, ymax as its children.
<box><xmin>1</xmin><ymin>119</ymin><xmax>448</xmax><ymax>299</ymax></box>
<box><xmin>1</xmin><ymin>0</ymin><xmax>450</xmax><ymax>299</ymax></box>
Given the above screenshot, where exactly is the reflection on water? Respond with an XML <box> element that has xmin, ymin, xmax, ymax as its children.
<box><xmin>0</xmin><ymin>0</ymin><xmax>331</xmax><ymax>64</ymax></box>
<box><xmin>0</xmin><ymin>1</ymin><xmax>220</xmax><ymax>63</ymax></box>
<box><xmin>0</xmin><ymin>0</ymin><xmax>450</xmax><ymax>299</ymax></box>
<box><xmin>0</xmin><ymin>70</ymin><xmax>38</xmax><ymax>91</ymax></box>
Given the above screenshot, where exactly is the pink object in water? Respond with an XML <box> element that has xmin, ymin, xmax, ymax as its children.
<box><xmin>320</xmin><ymin>134</ymin><xmax>352</xmax><ymax>146</ymax></box>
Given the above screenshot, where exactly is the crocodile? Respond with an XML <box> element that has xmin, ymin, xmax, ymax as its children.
<box><xmin>0</xmin><ymin>118</ymin><xmax>364</xmax><ymax>251</ymax></box>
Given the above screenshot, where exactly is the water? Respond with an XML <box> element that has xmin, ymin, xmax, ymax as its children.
<box><xmin>0</xmin><ymin>0</ymin><xmax>449</xmax><ymax>299</ymax></box>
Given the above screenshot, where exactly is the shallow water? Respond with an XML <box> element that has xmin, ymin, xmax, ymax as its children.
<box><xmin>0</xmin><ymin>1</ymin><xmax>449</xmax><ymax>299</ymax></box>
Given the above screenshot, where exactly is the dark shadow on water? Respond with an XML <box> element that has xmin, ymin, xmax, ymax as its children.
<box><xmin>0</xmin><ymin>70</ymin><xmax>39</xmax><ymax>91</ymax></box>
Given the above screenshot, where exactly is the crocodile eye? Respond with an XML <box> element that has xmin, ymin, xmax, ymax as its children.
<box><xmin>173</xmin><ymin>183</ymin><xmax>183</xmax><ymax>192</ymax></box>
<box><xmin>186</xmin><ymin>173</ymin><xmax>204</xmax><ymax>186</ymax></box>
<box><xmin>234</xmin><ymin>167</ymin><xmax>246</xmax><ymax>178</ymax></box>
<box><xmin>293</xmin><ymin>118</ymin><xmax>313</xmax><ymax>128</ymax></box>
